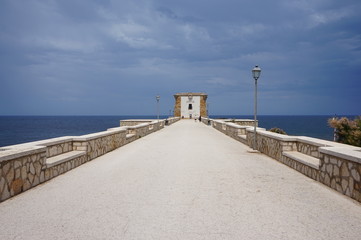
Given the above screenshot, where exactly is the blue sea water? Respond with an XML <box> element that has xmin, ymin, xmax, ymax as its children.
<box><xmin>0</xmin><ymin>115</ymin><xmax>357</xmax><ymax>147</ymax></box>
<box><xmin>0</xmin><ymin>116</ymin><xmax>156</xmax><ymax>147</ymax></box>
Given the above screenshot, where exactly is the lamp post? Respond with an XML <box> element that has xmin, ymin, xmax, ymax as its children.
<box><xmin>156</xmin><ymin>95</ymin><xmax>160</xmax><ymax>122</ymax></box>
<box><xmin>252</xmin><ymin>65</ymin><xmax>261</xmax><ymax>150</ymax></box>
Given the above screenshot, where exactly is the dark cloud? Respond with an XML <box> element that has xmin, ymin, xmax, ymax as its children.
<box><xmin>0</xmin><ymin>0</ymin><xmax>360</xmax><ymax>115</ymax></box>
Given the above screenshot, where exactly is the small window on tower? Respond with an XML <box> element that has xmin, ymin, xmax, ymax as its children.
<box><xmin>188</xmin><ymin>104</ymin><xmax>193</xmax><ymax>110</ymax></box>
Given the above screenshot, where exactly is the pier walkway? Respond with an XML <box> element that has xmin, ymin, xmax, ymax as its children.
<box><xmin>1</xmin><ymin>120</ymin><xmax>361</xmax><ymax>239</ymax></box>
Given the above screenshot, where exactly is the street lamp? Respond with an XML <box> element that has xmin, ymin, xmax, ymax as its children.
<box><xmin>252</xmin><ymin>65</ymin><xmax>261</xmax><ymax>150</ymax></box>
<box><xmin>156</xmin><ymin>95</ymin><xmax>160</xmax><ymax>121</ymax></box>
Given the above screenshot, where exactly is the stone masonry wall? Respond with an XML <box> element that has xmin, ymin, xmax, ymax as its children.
<box><xmin>0</xmin><ymin>148</ymin><xmax>46</xmax><ymax>201</ymax></box>
<box><xmin>204</xmin><ymin>118</ymin><xmax>361</xmax><ymax>203</ymax></box>
<box><xmin>0</xmin><ymin>118</ymin><xmax>179</xmax><ymax>202</ymax></box>
<box><xmin>44</xmin><ymin>154</ymin><xmax>87</xmax><ymax>182</ymax></box>
<box><xmin>246</xmin><ymin>131</ymin><xmax>297</xmax><ymax>161</ymax></box>
<box><xmin>320</xmin><ymin>153</ymin><xmax>361</xmax><ymax>202</ymax></box>
<box><xmin>46</xmin><ymin>141</ymin><xmax>73</xmax><ymax>158</ymax></box>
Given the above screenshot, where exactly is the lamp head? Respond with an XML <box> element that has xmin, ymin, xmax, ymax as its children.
<box><xmin>252</xmin><ymin>65</ymin><xmax>261</xmax><ymax>80</ymax></box>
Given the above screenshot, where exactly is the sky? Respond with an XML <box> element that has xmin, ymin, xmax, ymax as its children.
<box><xmin>0</xmin><ymin>0</ymin><xmax>360</xmax><ymax>116</ymax></box>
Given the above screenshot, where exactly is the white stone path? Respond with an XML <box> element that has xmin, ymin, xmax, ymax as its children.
<box><xmin>1</xmin><ymin>120</ymin><xmax>361</xmax><ymax>239</ymax></box>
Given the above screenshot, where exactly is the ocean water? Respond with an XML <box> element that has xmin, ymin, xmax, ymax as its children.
<box><xmin>0</xmin><ymin>116</ymin><xmax>156</xmax><ymax>147</ymax></box>
<box><xmin>0</xmin><ymin>115</ymin><xmax>356</xmax><ymax>147</ymax></box>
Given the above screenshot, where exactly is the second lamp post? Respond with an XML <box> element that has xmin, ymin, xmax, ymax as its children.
<box><xmin>156</xmin><ymin>95</ymin><xmax>160</xmax><ymax>122</ymax></box>
<box><xmin>252</xmin><ymin>66</ymin><xmax>261</xmax><ymax>150</ymax></box>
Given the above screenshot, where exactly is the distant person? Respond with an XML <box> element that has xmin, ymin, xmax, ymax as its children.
<box><xmin>199</xmin><ymin>116</ymin><xmax>202</xmax><ymax>122</ymax></box>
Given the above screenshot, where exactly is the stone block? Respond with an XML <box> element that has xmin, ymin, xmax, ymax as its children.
<box><xmin>11</xmin><ymin>178</ymin><xmax>23</xmax><ymax>195</ymax></box>
<box><xmin>349</xmin><ymin>177</ymin><xmax>354</xmax><ymax>192</ymax></box>
<box><xmin>44</xmin><ymin>169</ymin><xmax>51</xmax><ymax>181</ymax></box>
<box><xmin>348</xmin><ymin>162</ymin><xmax>353</xmax><ymax>170</ymax></box>
<box><xmin>342</xmin><ymin>179</ymin><xmax>349</xmax><ymax>192</ymax></box>
<box><xmin>320</xmin><ymin>163</ymin><xmax>326</xmax><ymax>172</ymax></box>
<box><xmin>6</xmin><ymin>168</ymin><xmax>14</xmax><ymax>183</ymax></box>
<box><xmin>14</xmin><ymin>160</ymin><xmax>22</xmax><ymax>169</ymax></box>
<box><xmin>336</xmin><ymin>183</ymin><xmax>342</xmax><ymax>192</ymax></box>
<box><xmin>333</xmin><ymin>166</ymin><xmax>339</xmax><ymax>176</ymax></box>
<box><xmin>31</xmin><ymin>154</ymin><xmax>38</xmax><ymax>162</ymax></box>
<box><xmin>2</xmin><ymin>162</ymin><xmax>11</xmax><ymax>175</ymax></box>
<box><xmin>341</xmin><ymin>163</ymin><xmax>350</xmax><ymax>177</ymax></box>
<box><xmin>337</xmin><ymin>160</ymin><xmax>342</xmax><ymax>167</ymax></box>
<box><xmin>1</xmin><ymin>185</ymin><xmax>10</xmax><ymax>201</ymax></box>
<box><xmin>23</xmin><ymin>180</ymin><xmax>31</xmax><ymax>191</ymax></box>
<box><xmin>351</xmin><ymin>169</ymin><xmax>360</xmax><ymax>182</ymax></box>
<box><xmin>326</xmin><ymin>164</ymin><xmax>333</xmax><ymax>175</ymax></box>
<box><xmin>29</xmin><ymin>163</ymin><xmax>35</xmax><ymax>175</ymax></box>
<box><xmin>21</xmin><ymin>166</ymin><xmax>27</xmax><ymax>180</ymax></box>
<box><xmin>0</xmin><ymin>177</ymin><xmax>5</xmax><ymax>193</ymax></box>
<box><xmin>22</xmin><ymin>158</ymin><xmax>28</xmax><ymax>165</ymax></box>
<box><xmin>40</xmin><ymin>172</ymin><xmax>45</xmax><ymax>183</ymax></box>
<box><xmin>57</xmin><ymin>146</ymin><xmax>62</xmax><ymax>154</ymax></box>
<box><xmin>32</xmin><ymin>176</ymin><xmax>40</xmax><ymax>186</ymax></box>
<box><xmin>49</xmin><ymin>147</ymin><xmax>57</xmax><ymax>157</ymax></box>
<box><xmin>34</xmin><ymin>162</ymin><xmax>41</xmax><ymax>175</ymax></box>
<box><xmin>331</xmin><ymin>179</ymin><xmax>336</xmax><ymax>189</ymax></box>
<box><xmin>75</xmin><ymin>146</ymin><xmax>87</xmax><ymax>151</ymax></box>
<box><xmin>28</xmin><ymin>173</ymin><xmax>34</xmax><ymax>184</ymax></box>
<box><xmin>330</xmin><ymin>158</ymin><xmax>338</xmax><ymax>165</ymax></box>
<box><xmin>324</xmin><ymin>174</ymin><xmax>330</xmax><ymax>186</ymax></box>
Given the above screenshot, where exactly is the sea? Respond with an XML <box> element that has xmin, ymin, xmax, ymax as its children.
<box><xmin>0</xmin><ymin>115</ymin><xmax>358</xmax><ymax>147</ymax></box>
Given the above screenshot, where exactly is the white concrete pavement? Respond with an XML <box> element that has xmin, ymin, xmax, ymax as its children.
<box><xmin>1</xmin><ymin>120</ymin><xmax>361</xmax><ymax>239</ymax></box>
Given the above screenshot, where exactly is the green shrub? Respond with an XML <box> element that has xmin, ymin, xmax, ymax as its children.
<box><xmin>328</xmin><ymin>116</ymin><xmax>361</xmax><ymax>147</ymax></box>
<box><xmin>269</xmin><ymin>127</ymin><xmax>287</xmax><ymax>135</ymax></box>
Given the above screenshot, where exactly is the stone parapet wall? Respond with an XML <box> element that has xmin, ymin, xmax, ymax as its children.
<box><xmin>120</xmin><ymin>120</ymin><xmax>153</xmax><ymax>127</ymax></box>
<box><xmin>204</xmin><ymin>118</ymin><xmax>361</xmax><ymax>202</ymax></box>
<box><xmin>224</xmin><ymin>119</ymin><xmax>257</xmax><ymax>127</ymax></box>
<box><xmin>44</xmin><ymin>153</ymin><xmax>87</xmax><ymax>183</ymax></box>
<box><xmin>167</xmin><ymin>117</ymin><xmax>180</xmax><ymax>125</ymax></box>
<box><xmin>0</xmin><ymin>118</ymin><xmax>179</xmax><ymax>202</ymax></box>
<box><xmin>0</xmin><ymin>147</ymin><xmax>46</xmax><ymax>201</ymax></box>
<box><xmin>319</xmin><ymin>147</ymin><xmax>361</xmax><ymax>200</ymax></box>
<box><xmin>73</xmin><ymin>129</ymin><xmax>127</xmax><ymax>161</ymax></box>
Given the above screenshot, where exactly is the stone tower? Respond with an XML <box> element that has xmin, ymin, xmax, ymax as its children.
<box><xmin>174</xmin><ymin>93</ymin><xmax>208</xmax><ymax>118</ymax></box>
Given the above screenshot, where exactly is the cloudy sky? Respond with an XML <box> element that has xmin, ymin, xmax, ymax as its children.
<box><xmin>0</xmin><ymin>0</ymin><xmax>360</xmax><ymax>116</ymax></box>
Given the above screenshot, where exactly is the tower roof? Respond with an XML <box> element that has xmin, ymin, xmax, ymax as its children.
<box><xmin>174</xmin><ymin>92</ymin><xmax>207</xmax><ymax>97</ymax></box>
